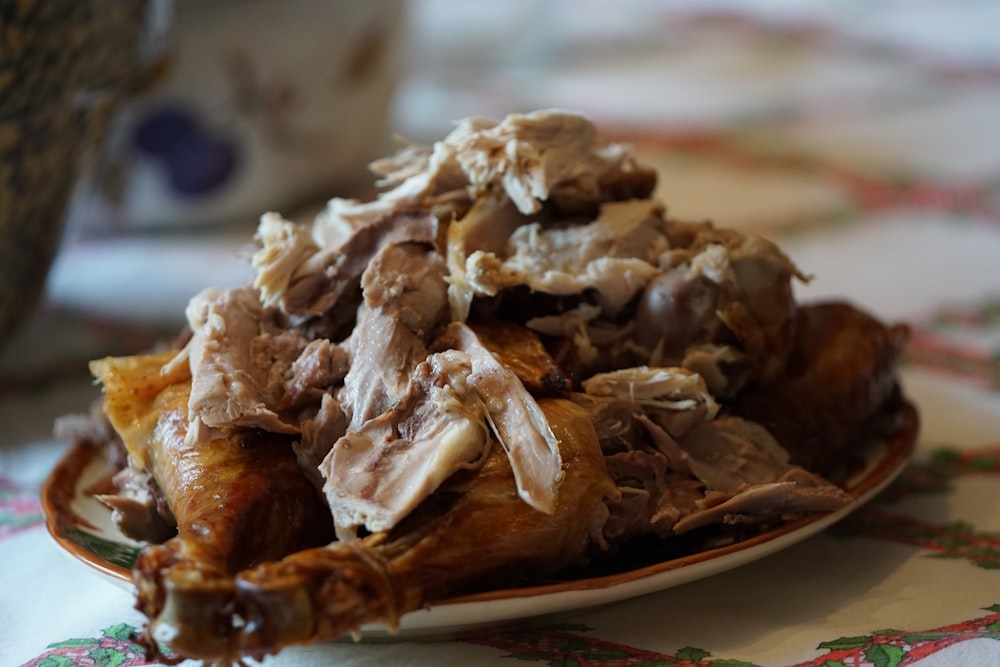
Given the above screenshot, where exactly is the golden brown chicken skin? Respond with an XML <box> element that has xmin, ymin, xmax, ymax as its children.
<box><xmin>122</xmin><ymin>399</ymin><xmax>616</xmax><ymax>664</ymax></box>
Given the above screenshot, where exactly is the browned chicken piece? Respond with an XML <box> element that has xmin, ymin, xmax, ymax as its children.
<box><xmin>91</xmin><ymin>352</ymin><xmax>333</xmax><ymax>575</ymax></box>
<box><xmin>66</xmin><ymin>111</ymin><xmax>916</xmax><ymax>667</ymax></box>
<box><xmin>129</xmin><ymin>399</ymin><xmax>617</xmax><ymax>664</ymax></box>
<box><xmin>732</xmin><ymin>301</ymin><xmax>911</xmax><ymax>474</ymax></box>
<box><xmin>467</xmin><ymin>320</ymin><xmax>573</xmax><ymax>396</ymax></box>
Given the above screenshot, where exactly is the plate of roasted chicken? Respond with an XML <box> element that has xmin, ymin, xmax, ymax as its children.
<box><xmin>43</xmin><ymin>110</ymin><xmax>918</xmax><ymax>665</ymax></box>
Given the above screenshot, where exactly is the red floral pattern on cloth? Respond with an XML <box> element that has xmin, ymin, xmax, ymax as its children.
<box><xmin>17</xmin><ymin>608</ymin><xmax>1000</xmax><ymax>667</ymax></box>
<box><xmin>609</xmin><ymin>129</ymin><xmax>1000</xmax><ymax>236</ymax></box>
<box><xmin>18</xmin><ymin>624</ymin><xmax>170</xmax><ymax>667</ymax></box>
<box><xmin>0</xmin><ymin>477</ymin><xmax>43</xmax><ymax>538</ymax></box>
<box><xmin>838</xmin><ymin>445</ymin><xmax>1000</xmax><ymax>571</ymax></box>
<box><xmin>906</xmin><ymin>300</ymin><xmax>1000</xmax><ymax>392</ymax></box>
<box><xmin>467</xmin><ymin>607</ymin><xmax>1000</xmax><ymax>667</ymax></box>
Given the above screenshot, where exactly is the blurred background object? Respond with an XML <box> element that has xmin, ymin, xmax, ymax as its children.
<box><xmin>66</xmin><ymin>0</ymin><xmax>405</xmax><ymax>234</ymax></box>
<box><xmin>0</xmin><ymin>0</ymin><xmax>170</xmax><ymax>345</ymax></box>
<box><xmin>392</xmin><ymin>0</ymin><xmax>1000</xmax><ymax>141</ymax></box>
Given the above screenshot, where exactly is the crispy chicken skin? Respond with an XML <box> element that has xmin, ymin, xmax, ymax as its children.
<box><xmin>91</xmin><ymin>352</ymin><xmax>333</xmax><ymax>576</ymax></box>
<box><xmin>732</xmin><ymin>302</ymin><xmax>910</xmax><ymax>474</ymax></box>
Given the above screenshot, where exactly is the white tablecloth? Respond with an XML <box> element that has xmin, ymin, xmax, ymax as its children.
<box><xmin>4</xmin><ymin>2</ymin><xmax>1000</xmax><ymax>665</ymax></box>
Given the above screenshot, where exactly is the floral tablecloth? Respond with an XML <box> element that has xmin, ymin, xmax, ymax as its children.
<box><xmin>3</xmin><ymin>2</ymin><xmax>1000</xmax><ymax>666</ymax></box>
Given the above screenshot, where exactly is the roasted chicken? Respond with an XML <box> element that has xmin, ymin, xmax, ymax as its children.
<box><xmin>71</xmin><ymin>110</ymin><xmax>914</xmax><ymax>665</ymax></box>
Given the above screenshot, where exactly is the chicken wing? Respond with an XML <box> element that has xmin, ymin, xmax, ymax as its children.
<box><xmin>91</xmin><ymin>352</ymin><xmax>334</xmax><ymax>576</ymax></box>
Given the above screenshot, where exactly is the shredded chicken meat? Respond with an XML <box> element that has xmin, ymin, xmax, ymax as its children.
<box><xmin>73</xmin><ymin>109</ymin><xmax>914</xmax><ymax>665</ymax></box>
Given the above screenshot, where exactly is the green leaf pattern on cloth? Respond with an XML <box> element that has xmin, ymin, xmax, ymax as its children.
<box><xmin>20</xmin><ymin>624</ymin><xmax>174</xmax><ymax>667</ymax></box>
<box><xmin>835</xmin><ymin>444</ymin><xmax>1000</xmax><ymax>569</ymax></box>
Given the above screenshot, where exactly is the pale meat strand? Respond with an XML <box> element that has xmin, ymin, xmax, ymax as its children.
<box><xmin>444</xmin><ymin>322</ymin><xmax>564</xmax><ymax>514</ymax></box>
<box><xmin>183</xmin><ymin>286</ymin><xmax>303</xmax><ymax>442</ymax></box>
<box><xmin>581</xmin><ymin>365</ymin><xmax>719</xmax><ymax>418</ymax></box>
<box><xmin>462</xmin><ymin>199</ymin><xmax>667</xmax><ymax>317</ymax></box>
<box><xmin>251</xmin><ymin>212</ymin><xmax>319</xmax><ymax>308</ymax></box>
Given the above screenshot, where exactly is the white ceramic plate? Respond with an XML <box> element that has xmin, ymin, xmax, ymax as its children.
<box><xmin>42</xmin><ymin>402</ymin><xmax>917</xmax><ymax>640</ymax></box>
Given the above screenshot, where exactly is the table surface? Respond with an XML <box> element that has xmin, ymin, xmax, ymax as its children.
<box><xmin>4</xmin><ymin>2</ymin><xmax>1000</xmax><ymax>666</ymax></box>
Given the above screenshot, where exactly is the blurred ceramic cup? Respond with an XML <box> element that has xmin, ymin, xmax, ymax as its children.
<box><xmin>0</xmin><ymin>1</ymin><xmax>170</xmax><ymax>344</ymax></box>
<box><xmin>67</xmin><ymin>0</ymin><xmax>406</xmax><ymax>234</ymax></box>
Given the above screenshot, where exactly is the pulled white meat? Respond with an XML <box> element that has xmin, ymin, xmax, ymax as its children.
<box><xmin>443</xmin><ymin>322</ymin><xmax>564</xmax><ymax>514</ymax></box>
<box><xmin>322</xmin><ymin>323</ymin><xmax>564</xmax><ymax>537</ymax></box>
<box><xmin>321</xmin><ymin>350</ymin><xmax>491</xmax><ymax>537</ymax></box>
<box><xmin>369</xmin><ymin>109</ymin><xmax>640</xmax><ymax>215</ymax></box>
<box><xmin>339</xmin><ymin>241</ymin><xmax>449</xmax><ymax>430</ymax></box>
<box><xmin>582</xmin><ymin>366</ymin><xmax>719</xmax><ymax>419</ymax></box>
<box><xmin>183</xmin><ymin>286</ymin><xmax>304</xmax><ymax>442</ymax></box>
<box><xmin>461</xmin><ymin>199</ymin><xmax>667</xmax><ymax>317</ymax></box>
<box><xmin>171</xmin><ymin>108</ymin><xmax>832</xmax><ymax>539</ymax></box>
<box><xmin>252</xmin><ymin>212</ymin><xmax>318</xmax><ymax>309</ymax></box>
